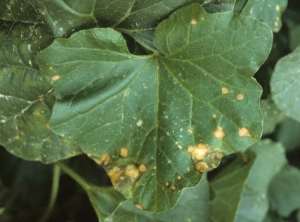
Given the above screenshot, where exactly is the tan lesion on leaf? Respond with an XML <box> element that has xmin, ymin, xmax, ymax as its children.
<box><xmin>222</xmin><ymin>87</ymin><xmax>229</xmax><ymax>95</ymax></box>
<box><xmin>125</xmin><ymin>164</ymin><xmax>140</xmax><ymax>183</ymax></box>
<box><xmin>171</xmin><ymin>185</ymin><xmax>177</xmax><ymax>191</ymax></box>
<box><xmin>14</xmin><ymin>135</ymin><xmax>20</xmax><ymax>140</ymax></box>
<box><xmin>177</xmin><ymin>176</ymin><xmax>182</xmax><ymax>181</ymax></box>
<box><xmin>212</xmin><ymin>114</ymin><xmax>217</xmax><ymax>119</ymax></box>
<box><xmin>120</xmin><ymin>147</ymin><xmax>129</xmax><ymax>158</ymax></box>
<box><xmin>212</xmin><ymin>127</ymin><xmax>226</xmax><ymax>140</ymax></box>
<box><xmin>107</xmin><ymin>166</ymin><xmax>123</xmax><ymax>185</ymax></box>
<box><xmin>191</xmin><ymin>19</ymin><xmax>198</xmax><ymax>24</ymax></box>
<box><xmin>134</xmin><ymin>203</ymin><xmax>143</xmax><ymax>210</ymax></box>
<box><xmin>165</xmin><ymin>181</ymin><xmax>170</xmax><ymax>187</ymax></box>
<box><xmin>46</xmin><ymin>124</ymin><xmax>50</xmax><ymax>129</ymax></box>
<box><xmin>51</xmin><ymin>75</ymin><xmax>61</xmax><ymax>81</ymax></box>
<box><xmin>237</xmin><ymin>93</ymin><xmax>244</xmax><ymax>100</ymax></box>
<box><xmin>39</xmin><ymin>94</ymin><xmax>44</xmax><ymax>101</ymax></box>
<box><xmin>138</xmin><ymin>163</ymin><xmax>147</xmax><ymax>173</ymax></box>
<box><xmin>196</xmin><ymin>162</ymin><xmax>208</xmax><ymax>173</ymax></box>
<box><xmin>88</xmin><ymin>153</ymin><xmax>111</xmax><ymax>166</ymax></box>
<box><xmin>238</xmin><ymin>127</ymin><xmax>252</xmax><ymax>137</ymax></box>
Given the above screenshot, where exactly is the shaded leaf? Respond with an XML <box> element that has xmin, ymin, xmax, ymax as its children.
<box><xmin>0</xmin><ymin>0</ymin><xmax>42</xmax><ymax>23</ymax></box>
<box><xmin>239</xmin><ymin>0</ymin><xmax>287</xmax><ymax>32</ymax></box>
<box><xmin>270</xmin><ymin>46</ymin><xmax>300</xmax><ymax>122</ymax></box>
<box><xmin>261</xmin><ymin>97</ymin><xmax>284</xmax><ymax>135</ymax></box>
<box><xmin>268</xmin><ymin>165</ymin><xmax>300</xmax><ymax>217</ymax></box>
<box><xmin>209</xmin><ymin>140</ymin><xmax>287</xmax><ymax>222</ymax></box>
<box><xmin>36</xmin><ymin>4</ymin><xmax>272</xmax><ymax>211</ymax></box>
<box><xmin>105</xmin><ymin>172</ymin><xmax>209</xmax><ymax>222</ymax></box>
<box><xmin>0</xmin><ymin>22</ymin><xmax>81</xmax><ymax>163</ymax></box>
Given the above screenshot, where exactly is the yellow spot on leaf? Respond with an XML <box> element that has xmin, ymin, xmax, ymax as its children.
<box><xmin>120</xmin><ymin>147</ymin><xmax>128</xmax><ymax>158</ymax></box>
<box><xmin>14</xmin><ymin>135</ymin><xmax>20</xmax><ymax>140</ymax></box>
<box><xmin>237</xmin><ymin>93</ymin><xmax>244</xmax><ymax>100</ymax></box>
<box><xmin>171</xmin><ymin>185</ymin><xmax>177</xmax><ymax>191</ymax></box>
<box><xmin>276</xmin><ymin>4</ymin><xmax>280</xmax><ymax>12</ymax></box>
<box><xmin>191</xmin><ymin>19</ymin><xmax>198</xmax><ymax>24</ymax></box>
<box><xmin>238</xmin><ymin>127</ymin><xmax>251</xmax><ymax>137</ymax></box>
<box><xmin>20</xmin><ymin>131</ymin><xmax>24</xmax><ymax>135</ymax></box>
<box><xmin>135</xmin><ymin>203</ymin><xmax>143</xmax><ymax>210</ymax></box>
<box><xmin>125</xmin><ymin>164</ymin><xmax>139</xmax><ymax>182</ymax></box>
<box><xmin>153</xmin><ymin>166</ymin><xmax>157</xmax><ymax>170</ymax></box>
<box><xmin>177</xmin><ymin>176</ymin><xmax>182</xmax><ymax>181</ymax></box>
<box><xmin>196</xmin><ymin>162</ymin><xmax>208</xmax><ymax>173</ymax></box>
<box><xmin>100</xmin><ymin>153</ymin><xmax>111</xmax><ymax>166</ymax></box>
<box><xmin>274</xmin><ymin>21</ymin><xmax>278</xmax><ymax>26</ymax></box>
<box><xmin>212</xmin><ymin>127</ymin><xmax>226</xmax><ymax>140</ymax></box>
<box><xmin>87</xmin><ymin>153</ymin><xmax>92</xmax><ymax>157</ymax></box>
<box><xmin>46</xmin><ymin>124</ymin><xmax>50</xmax><ymax>129</ymax></box>
<box><xmin>51</xmin><ymin>75</ymin><xmax>61</xmax><ymax>81</ymax></box>
<box><xmin>212</xmin><ymin>114</ymin><xmax>217</xmax><ymax>119</ymax></box>
<box><xmin>49</xmin><ymin>66</ymin><xmax>53</xmax><ymax>70</ymax></box>
<box><xmin>222</xmin><ymin>87</ymin><xmax>229</xmax><ymax>95</ymax></box>
<box><xmin>138</xmin><ymin>163</ymin><xmax>147</xmax><ymax>173</ymax></box>
<box><xmin>165</xmin><ymin>181</ymin><xmax>170</xmax><ymax>187</ymax></box>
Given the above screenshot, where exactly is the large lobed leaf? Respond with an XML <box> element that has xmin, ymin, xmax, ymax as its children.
<box><xmin>0</xmin><ymin>22</ymin><xmax>81</xmax><ymax>163</ymax></box>
<box><xmin>271</xmin><ymin>46</ymin><xmax>300</xmax><ymax>122</ymax></box>
<box><xmin>36</xmin><ymin>4</ymin><xmax>272</xmax><ymax>212</ymax></box>
<box><xmin>209</xmin><ymin>140</ymin><xmax>287</xmax><ymax>222</ymax></box>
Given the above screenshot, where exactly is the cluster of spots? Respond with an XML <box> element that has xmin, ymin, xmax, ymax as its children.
<box><xmin>103</xmin><ymin>161</ymin><xmax>148</xmax><ymax>188</ymax></box>
<box><xmin>165</xmin><ymin>180</ymin><xmax>178</xmax><ymax>191</ymax></box>
<box><xmin>274</xmin><ymin>4</ymin><xmax>281</xmax><ymax>27</ymax></box>
<box><xmin>238</xmin><ymin>127</ymin><xmax>251</xmax><ymax>137</ymax></box>
<box><xmin>87</xmin><ymin>152</ymin><xmax>111</xmax><ymax>166</ymax></box>
<box><xmin>212</xmin><ymin>127</ymin><xmax>226</xmax><ymax>140</ymax></box>
<box><xmin>221</xmin><ymin>87</ymin><xmax>244</xmax><ymax>101</ymax></box>
<box><xmin>187</xmin><ymin>143</ymin><xmax>224</xmax><ymax>173</ymax></box>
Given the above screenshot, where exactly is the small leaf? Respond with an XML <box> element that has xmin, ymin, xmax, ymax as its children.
<box><xmin>209</xmin><ymin>140</ymin><xmax>287</xmax><ymax>222</ymax></box>
<box><xmin>239</xmin><ymin>0</ymin><xmax>287</xmax><ymax>32</ymax></box>
<box><xmin>268</xmin><ymin>165</ymin><xmax>300</xmax><ymax>217</ymax></box>
<box><xmin>270</xmin><ymin>46</ymin><xmax>300</xmax><ymax>122</ymax></box>
<box><xmin>37</xmin><ymin>4</ymin><xmax>272</xmax><ymax>211</ymax></box>
<box><xmin>105</xmin><ymin>173</ymin><xmax>210</xmax><ymax>222</ymax></box>
<box><xmin>0</xmin><ymin>22</ymin><xmax>81</xmax><ymax>163</ymax></box>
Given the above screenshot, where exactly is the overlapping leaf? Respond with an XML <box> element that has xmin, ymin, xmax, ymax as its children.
<box><xmin>36</xmin><ymin>4</ymin><xmax>272</xmax><ymax>212</ymax></box>
<box><xmin>0</xmin><ymin>22</ymin><xmax>81</xmax><ymax>163</ymax></box>
<box><xmin>105</xmin><ymin>173</ymin><xmax>209</xmax><ymax>222</ymax></box>
<box><xmin>268</xmin><ymin>165</ymin><xmax>300</xmax><ymax>217</ymax></box>
<box><xmin>271</xmin><ymin>46</ymin><xmax>300</xmax><ymax>122</ymax></box>
<box><xmin>209</xmin><ymin>140</ymin><xmax>287</xmax><ymax>222</ymax></box>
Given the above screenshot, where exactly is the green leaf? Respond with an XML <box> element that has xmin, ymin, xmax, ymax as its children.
<box><xmin>270</xmin><ymin>46</ymin><xmax>300</xmax><ymax>122</ymax></box>
<box><xmin>275</xmin><ymin>117</ymin><xmax>300</xmax><ymax>151</ymax></box>
<box><xmin>209</xmin><ymin>140</ymin><xmax>287</xmax><ymax>222</ymax></box>
<box><xmin>0</xmin><ymin>22</ymin><xmax>81</xmax><ymax>163</ymax></box>
<box><xmin>0</xmin><ymin>0</ymin><xmax>42</xmax><ymax>23</ymax></box>
<box><xmin>261</xmin><ymin>97</ymin><xmax>284</xmax><ymax>135</ymax></box>
<box><xmin>268</xmin><ymin>165</ymin><xmax>300</xmax><ymax>217</ymax></box>
<box><xmin>36</xmin><ymin>4</ymin><xmax>272</xmax><ymax>211</ymax></box>
<box><xmin>0</xmin><ymin>208</ymin><xmax>4</xmax><ymax>215</ymax></box>
<box><xmin>105</xmin><ymin>172</ymin><xmax>209</xmax><ymax>222</ymax></box>
<box><xmin>239</xmin><ymin>0</ymin><xmax>287</xmax><ymax>32</ymax></box>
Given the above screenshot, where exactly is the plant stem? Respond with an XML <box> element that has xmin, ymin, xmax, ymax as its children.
<box><xmin>39</xmin><ymin>164</ymin><xmax>60</xmax><ymax>222</ymax></box>
<box><xmin>55</xmin><ymin>161</ymin><xmax>90</xmax><ymax>191</ymax></box>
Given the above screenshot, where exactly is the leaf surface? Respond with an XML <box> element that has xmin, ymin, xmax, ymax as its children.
<box><xmin>36</xmin><ymin>4</ymin><xmax>272</xmax><ymax>211</ymax></box>
<box><xmin>0</xmin><ymin>22</ymin><xmax>81</xmax><ymax>163</ymax></box>
<box><xmin>239</xmin><ymin>0</ymin><xmax>287</xmax><ymax>32</ymax></box>
<box><xmin>209</xmin><ymin>140</ymin><xmax>287</xmax><ymax>222</ymax></box>
<box><xmin>271</xmin><ymin>46</ymin><xmax>300</xmax><ymax>122</ymax></box>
